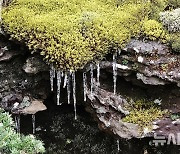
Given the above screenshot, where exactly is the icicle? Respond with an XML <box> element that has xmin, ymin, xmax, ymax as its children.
<box><xmin>57</xmin><ymin>70</ymin><xmax>62</xmax><ymax>105</ymax></box>
<box><xmin>63</xmin><ymin>72</ymin><xmax>68</xmax><ymax>88</ymax></box>
<box><xmin>113</xmin><ymin>53</ymin><xmax>117</xmax><ymax>95</ymax></box>
<box><xmin>97</xmin><ymin>62</ymin><xmax>100</xmax><ymax>86</ymax></box>
<box><xmin>83</xmin><ymin>72</ymin><xmax>87</xmax><ymax>101</ymax></box>
<box><xmin>90</xmin><ymin>64</ymin><xmax>94</xmax><ymax>96</ymax></box>
<box><xmin>50</xmin><ymin>65</ymin><xmax>55</xmax><ymax>91</ymax></box>
<box><xmin>67</xmin><ymin>72</ymin><xmax>71</xmax><ymax>104</ymax></box>
<box><xmin>118</xmin><ymin>48</ymin><xmax>121</xmax><ymax>55</ymax></box>
<box><xmin>32</xmin><ymin>114</ymin><xmax>36</xmax><ymax>134</ymax></box>
<box><xmin>15</xmin><ymin>115</ymin><xmax>21</xmax><ymax>133</ymax></box>
<box><xmin>72</xmin><ymin>72</ymin><xmax>77</xmax><ymax>120</ymax></box>
<box><xmin>117</xmin><ymin>139</ymin><xmax>120</xmax><ymax>151</ymax></box>
<box><xmin>53</xmin><ymin>66</ymin><xmax>56</xmax><ymax>78</ymax></box>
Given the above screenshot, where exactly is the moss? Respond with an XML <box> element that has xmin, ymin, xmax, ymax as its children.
<box><xmin>166</xmin><ymin>0</ymin><xmax>180</xmax><ymax>9</ymax></box>
<box><xmin>1</xmin><ymin>0</ymin><xmax>174</xmax><ymax>70</ymax></box>
<box><xmin>122</xmin><ymin>99</ymin><xmax>168</xmax><ymax>132</ymax></box>
<box><xmin>171</xmin><ymin>36</ymin><xmax>180</xmax><ymax>53</ymax></box>
<box><xmin>142</xmin><ymin>19</ymin><xmax>168</xmax><ymax>41</ymax></box>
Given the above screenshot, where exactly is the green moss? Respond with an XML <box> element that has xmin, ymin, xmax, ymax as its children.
<box><xmin>1</xmin><ymin>0</ymin><xmax>173</xmax><ymax>70</ymax></box>
<box><xmin>122</xmin><ymin>99</ymin><xmax>168</xmax><ymax>131</ymax></box>
<box><xmin>171</xmin><ymin>36</ymin><xmax>180</xmax><ymax>53</ymax></box>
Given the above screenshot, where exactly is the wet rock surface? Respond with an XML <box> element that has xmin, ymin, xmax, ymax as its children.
<box><xmin>20</xmin><ymin>104</ymin><xmax>180</xmax><ymax>154</ymax></box>
<box><xmin>120</xmin><ymin>39</ymin><xmax>180</xmax><ymax>87</ymax></box>
<box><xmin>0</xmin><ymin>36</ymin><xmax>49</xmax><ymax>114</ymax></box>
<box><xmin>85</xmin><ymin>74</ymin><xmax>180</xmax><ymax>140</ymax></box>
<box><xmin>0</xmin><ymin>35</ymin><xmax>179</xmax><ymax>143</ymax></box>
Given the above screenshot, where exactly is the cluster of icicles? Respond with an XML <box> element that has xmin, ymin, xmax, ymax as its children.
<box><xmin>50</xmin><ymin>51</ymin><xmax>121</xmax><ymax>120</ymax></box>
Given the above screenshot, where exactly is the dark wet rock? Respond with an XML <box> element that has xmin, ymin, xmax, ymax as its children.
<box><xmin>0</xmin><ymin>35</ymin><xmax>179</xmax><ymax>142</ymax></box>
<box><xmin>85</xmin><ymin>78</ymin><xmax>180</xmax><ymax>139</ymax></box>
<box><xmin>23</xmin><ymin>56</ymin><xmax>49</xmax><ymax>74</ymax></box>
<box><xmin>152</xmin><ymin>118</ymin><xmax>180</xmax><ymax>138</ymax></box>
<box><xmin>21</xmin><ymin>99</ymin><xmax>47</xmax><ymax>115</ymax></box>
<box><xmin>0</xmin><ymin>37</ymin><xmax>50</xmax><ymax>114</ymax></box>
<box><xmin>86</xmin><ymin>80</ymin><xmax>141</xmax><ymax>139</ymax></box>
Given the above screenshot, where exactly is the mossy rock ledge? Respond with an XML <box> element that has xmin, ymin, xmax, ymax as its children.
<box><xmin>2</xmin><ymin>0</ymin><xmax>178</xmax><ymax>71</ymax></box>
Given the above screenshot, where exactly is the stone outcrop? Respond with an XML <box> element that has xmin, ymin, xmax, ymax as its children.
<box><xmin>0</xmin><ymin>36</ymin><xmax>179</xmax><ymax>140</ymax></box>
<box><xmin>0</xmin><ymin>36</ymin><xmax>49</xmax><ymax>115</ymax></box>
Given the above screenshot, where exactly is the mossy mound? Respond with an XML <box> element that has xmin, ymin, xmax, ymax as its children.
<box><xmin>122</xmin><ymin>99</ymin><xmax>168</xmax><ymax>132</ymax></box>
<box><xmin>1</xmin><ymin>0</ymin><xmax>172</xmax><ymax>70</ymax></box>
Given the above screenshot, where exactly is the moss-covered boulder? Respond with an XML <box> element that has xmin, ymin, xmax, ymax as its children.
<box><xmin>1</xmin><ymin>0</ymin><xmax>174</xmax><ymax>70</ymax></box>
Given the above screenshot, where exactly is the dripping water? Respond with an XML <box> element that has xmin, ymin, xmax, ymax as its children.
<box><xmin>72</xmin><ymin>72</ymin><xmax>77</xmax><ymax>120</ymax></box>
<box><xmin>63</xmin><ymin>72</ymin><xmax>68</xmax><ymax>88</ymax></box>
<box><xmin>97</xmin><ymin>62</ymin><xmax>100</xmax><ymax>86</ymax></box>
<box><xmin>113</xmin><ymin>53</ymin><xmax>117</xmax><ymax>95</ymax></box>
<box><xmin>67</xmin><ymin>72</ymin><xmax>71</xmax><ymax>104</ymax></box>
<box><xmin>57</xmin><ymin>70</ymin><xmax>62</xmax><ymax>105</ymax></box>
<box><xmin>117</xmin><ymin>139</ymin><xmax>120</xmax><ymax>151</ymax></box>
<box><xmin>32</xmin><ymin>114</ymin><xmax>36</xmax><ymax>134</ymax></box>
<box><xmin>90</xmin><ymin>64</ymin><xmax>94</xmax><ymax>96</ymax></box>
<box><xmin>118</xmin><ymin>48</ymin><xmax>121</xmax><ymax>55</ymax></box>
<box><xmin>15</xmin><ymin>114</ymin><xmax>21</xmax><ymax>133</ymax></box>
<box><xmin>50</xmin><ymin>65</ymin><xmax>55</xmax><ymax>91</ymax></box>
<box><xmin>83</xmin><ymin>72</ymin><xmax>87</xmax><ymax>102</ymax></box>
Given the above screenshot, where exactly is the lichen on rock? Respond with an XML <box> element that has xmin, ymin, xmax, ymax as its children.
<box><xmin>1</xmin><ymin>0</ymin><xmax>174</xmax><ymax>70</ymax></box>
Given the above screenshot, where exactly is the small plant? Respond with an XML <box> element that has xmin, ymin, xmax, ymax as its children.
<box><xmin>170</xmin><ymin>113</ymin><xmax>180</xmax><ymax>120</ymax></box>
<box><xmin>171</xmin><ymin>36</ymin><xmax>180</xmax><ymax>53</ymax></box>
<box><xmin>161</xmin><ymin>63</ymin><xmax>169</xmax><ymax>71</ymax></box>
<box><xmin>132</xmin><ymin>63</ymin><xmax>139</xmax><ymax>70</ymax></box>
<box><xmin>122</xmin><ymin>59</ymin><xmax>129</xmax><ymax>65</ymax></box>
<box><xmin>0</xmin><ymin>108</ymin><xmax>45</xmax><ymax>154</ymax></box>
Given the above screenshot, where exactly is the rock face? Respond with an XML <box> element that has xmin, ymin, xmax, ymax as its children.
<box><xmin>86</xmin><ymin>82</ymin><xmax>141</xmax><ymax>139</ymax></box>
<box><xmin>119</xmin><ymin>39</ymin><xmax>180</xmax><ymax>87</ymax></box>
<box><xmin>85</xmin><ymin>79</ymin><xmax>180</xmax><ymax>139</ymax></box>
<box><xmin>85</xmin><ymin>39</ymin><xmax>180</xmax><ymax>139</ymax></box>
<box><xmin>0</xmin><ymin>36</ymin><xmax>49</xmax><ymax>114</ymax></box>
<box><xmin>0</xmin><ymin>36</ymin><xmax>179</xmax><ymax>140</ymax></box>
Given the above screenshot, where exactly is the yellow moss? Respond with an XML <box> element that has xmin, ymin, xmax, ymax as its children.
<box><xmin>1</xmin><ymin>0</ymin><xmax>172</xmax><ymax>70</ymax></box>
<box><xmin>122</xmin><ymin>99</ymin><xmax>168</xmax><ymax>132</ymax></box>
<box><xmin>142</xmin><ymin>19</ymin><xmax>169</xmax><ymax>41</ymax></box>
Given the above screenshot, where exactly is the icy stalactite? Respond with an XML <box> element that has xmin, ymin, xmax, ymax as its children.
<box><xmin>72</xmin><ymin>72</ymin><xmax>77</xmax><ymax>120</ymax></box>
<box><xmin>118</xmin><ymin>48</ymin><xmax>121</xmax><ymax>55</ymax></box>
<box><xmin>32</xmin><ymin>114</ymin><xmax>36</xmax><ymax>134</ymax></box>
<box><xmin>57</xmin><ymin>70</ymin><xmax>62</xmax><ymax>105</ymax></box>
<box><xmin>67</xmin><ymin>72</ymin><xmax>71</xmax><ymax>104</ymax></box>
<box><xmin>113</xmin><ymin>53</ymin><xmax>117</xmax><ymax>95</ymax></box>
<box><xmin>63</xmin><ymin>72</ymin><xmax>68</xmax><ymax>88</ymax></box>
<box><xmin>90</xmin><ymin>64</ymin><xmax>94</xmax><ymax>96</ymax></box>
<box><xmin>83</xmin><ymin>72</ymin><xmax>87</xmax><ymax>102</ymax></box>
<box><xmin>50</xmin><ymin>65</ymin><xmax>55</xmax><ymax>91</ymax></box>
<box><xmin>97</xmin><ymin>62</ymin><xmax>100</xmax><ymax>86</ymax></box>
<box><xmin>117</xmin><ymin>139</ymin><xmax>120</xmax><ymax>151</ymax></box>
<box><xmin>15</xmin><ymin>115</ymin><xmax>21</xmax><ymax>133</ymax></box>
